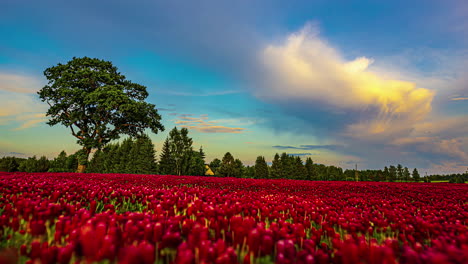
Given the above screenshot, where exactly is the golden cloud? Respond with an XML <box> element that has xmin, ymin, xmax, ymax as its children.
<box><xmin>260</xmin><ymin>23</ymin><xmax>435</xmax><ymax>136</ymax></box>
<box><xmin>174</xmin><ymin>114</ymin><xmax>246</xmax><ymax>134</ymax></box>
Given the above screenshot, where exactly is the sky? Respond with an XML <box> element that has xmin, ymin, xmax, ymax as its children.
<box><xmin>0</xmin><ymin>0</ymin><xmax>467</xmax><ymax>174</ymax></box>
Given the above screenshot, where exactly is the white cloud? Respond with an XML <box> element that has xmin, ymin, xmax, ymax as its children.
<box><xmin>174</xmin><ymin>114</ymin><xmax>246</xmax><ymax>133</ymax></box>
<box><xmin>0</xmin><ymin>73</ymin><xmax>47</xmax><ymax>130</ymax></box>
<box><xmin>0</xmin><ymin>73</ymin><xmax>44</xmax><ymax>94</ymax></box>
<box><xmin>258</xmin><ymin>23</ymin><xmax>435</xmax><ymax>137</ymax></box>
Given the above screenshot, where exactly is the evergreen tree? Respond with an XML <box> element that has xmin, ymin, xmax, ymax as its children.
<box><xmin>254</xmin><ymin>156</ymin><xmax>269</xmax><ymax>179</ymax></box>
<box><xmin>412</xmin><ymin>168</ymin><xmax>420</xmax><ymax>182</ymax></box>
<box><xmin>389</xmin><ymin>165</ymin><xmax>397</xmax><ymax>182</ymax></box>
<box><xmin>270</xmin><ymin>153</ymin><xmax>282</xmax><ymax>179</ymax></box>
<box><xmin>209</xmin><ymin>158</ymin><xmax>221</xmax><ymax>175</ymax></box>
<box><xmin>280</xmin><ymin>153</ymin><xmax>295</xmax><ymax>179</ymax></box>
<box><xmin>19</xmin><ymin>156</ymin><xmax>48</xmax><ymax>172</ymax></box>
<box><xmin>199</xmin><ymin>147</ymin><xmax>206</xmax><ymax>160</ymax></box>
<box><xmin>218</xmin><ymin>152</ymin><xmax>236</xmax><ymax>177</ymax></box>
<box><xmin>403</xmin><ymin>167</ymin><xmax>410</xmax><ymax>182</ymax></box>
<box><xmin>242</xmin><ymin>165</ymin><xmax>255</xmax><ymax>178</ymax></box>
<box><xmin>305</xmin><ymin>157</ymin><xmax>315</xmax><ymax>180</ymax></box>
<box><xmin>87</xmin><ymin>149</ymin><xmax>105</xmax><ymax>173</ymax></box>
<box><xmin>103</xmin><ymin>143</ymin><xmax>119</xmax><ymax>173</ymax></box>
<box><xmin>234</xmin><ymin>159</ymin><xmax>244</xmax><ymax>178</ymax></box>
<box><xmin>294</xmin><ymin>156</ymin><xmax>307</xmax><ymax>180</ymax></box>
<box><xmin>117</xmin><ymin>137</ymin><xmax>134</xmax><ymax>173</ymax></box>
<box><xmin>52</xmin><ymin>151</ymin><xmax>68</xmax><ymax>172</ymax></box>
<box><xmin>132</xmin><ymin>135</ymin><xmax>158</xmax><ymax>174</ymax></box>
<box><xmin>187</xmin><ymin>151</ymin><xmax>206</xmax><ymax>176</ymax></box>
<box><xmin>383</xmin><ymin>166</ymin><xmax>390</xmax><ymax>181</ymax></box>
<box><xmin>167</xmin><ymin>127</ymin><xmax>193</xmax><ymax>176</ymax></box>
<box><xmin>36</xmin><ymin>156</ymin><xmax>50</xmax><ymax>172</ymax></box>
<box><xmin>0</xmin><ymin>157</ymin><xmax>20</xmax><ymax>172</ymax></box>
<box><xmin>159</xmin><ymin>138</ymin><xmax>174</xmax><ymax>175</ymax></box>
<box><xmin>397</xmin><ymin>164</ymin><xmax>403</xmax><ymax>182</ymax></box>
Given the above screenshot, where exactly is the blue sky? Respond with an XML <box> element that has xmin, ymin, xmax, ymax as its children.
<box><xmin>1</xmin><ymin>0</ymin><xmax>467</xmax><ymax>174</ymax></box>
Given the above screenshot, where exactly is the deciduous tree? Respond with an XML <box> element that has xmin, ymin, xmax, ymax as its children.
<box><xmin>38</xmin><ymin>57</ymin><xmax>164</xmax><ymax>172</ymax></box>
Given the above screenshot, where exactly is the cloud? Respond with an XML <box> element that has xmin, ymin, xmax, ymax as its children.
<box><xmin>451</xmin><ymin>97</ymin><xmax>468</xmax><ymax>101</ymax></box>
<box><xmin>287</xmin><ymin>153</ymin><xmax>314</xmax><ymax>156</ymax></box>
<box><xmin>0</xmin><ymin>72</ymin><xmax>47</xmax><ymax>130</ymax></box>
<box><xmin>273</xmin><ymin>144</ymin><xmax>342</xmax><ymax>151</ymax></box>
<box><xmin>0</xmin><ymin>73</ymin><xmax>44</xmax><ymax>94</ymax></box>
<box><xmin>13</xmin><ymin>118</ymin><xmax>48</xmax><ymax>131</ymax></box>
<box><xmin>258</xmin><ymin>23</ymin><xmax>435</xmax><ymax>138</ymax></box>
<box><xmin>157</xmin><ymin>107</ymin><xmax>176</xmax><ymax>111</ymax></box>
<box><xmin>174</xmin><ymin>114</ymin><xmax>246</xmax><ymax>134</ymax></box>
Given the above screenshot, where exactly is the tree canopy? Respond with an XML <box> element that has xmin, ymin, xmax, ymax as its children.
<box><xmin>38</xmin><ymin>57</ymin><xmax>164</xmax><ymax>172</ymax></box>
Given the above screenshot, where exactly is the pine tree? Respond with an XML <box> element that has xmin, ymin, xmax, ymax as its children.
<box><xmin>103</xmin><ymin>143</ymin><xmax>119</xmax><ymax>173</ymax></box>
<box><xmin>280</xmin><ymin>153</ymin><xmax>294</xmax><ymax>179</ymax></box>
<box><xmin>254</xmin><ymin>156</ymin><xmax>269</xmax><ymax>179</ymax></box>
<box><xmin>88</xmin><ymin>149</ymin><xmax>105</xmax><ymax>173</ymax></box>
<box><xmin>403</xmin><ymin>167</ymin><xmax>410</xmax><ymax>182</ymax></box>
<box><xmin>305</xmin><ymin>157</ymin><xmax>315</xmax><ymax>180</ymax></box>
<box><xmin>270</xmin><ymin>153</ymin><xmax>282</xmax><ymax>179</ymax></box>
<box><xmin>116</xmin><ymin>137</ymin><xmax>134</xmax><ymax>173</ymax></box>
<box><xmin>383</xmin><ymin>166</ymin><xmax>390</xmax><ymax>181</ymax></box>
<box><xmin>133</xmin><ymin>135</ymin><xmax>158</xmax><ymax>174</ymax></box>
<box><xmin>167</xmin><ymin>127</ymin><xmax>193</xmax><ymax>176</ymax></box>
<box><xmin>397</xmin><ymin>164</ymin><xmax>403</xmax><ymax>182</ymax></box>
<box><xmin>294</xmin><ymin>156</ymin><xmax>307</xmax><ymax>180</ymax></box>
<box><xmin>218</xmin><ymin>152</ymin><xmax>236</xmax><ymax>177</ymax></box>
<box><xmin>209</xmin><ymin>158</ymin><xmax>221</xmax><ymax>175</ymax></box>
<box><xmin>159</xmin><ymin>138</ymin><xmax>174</xmax><ymax>175</ymax></box>
<box><xmin>389</xmin><ymin>165</ymin><xmax>397</xmax><ymax>182</ymax></box>
<box><xmin>188</xmin><ymin>151</ymin><xmax>206</xmax><ymax>176</ymax></box>
<box><xmin>234</xmin><ymin>159</ymin><xmax>244</xmax><ymax>178</ymax></box>
<box><xmin>412</xmin><ymin>168</ymin><xmax>420</xmax><ymax>182</ymax></box>
<box><xmin>49</xmin><ymin>151</ymin><xmax>68</xmax><ymax>172</ymax></box>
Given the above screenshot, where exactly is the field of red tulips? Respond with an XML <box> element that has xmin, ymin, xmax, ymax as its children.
<box><xmin>0</xmin><ymin>172</ymin><xmax>467</xmax><ymax>264</ymax></box>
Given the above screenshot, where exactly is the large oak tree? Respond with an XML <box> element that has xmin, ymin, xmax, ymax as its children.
<box><xmin>38</xmin><ymin>57</ymin><xmax>164</xmax><ymax>173</ymax></box>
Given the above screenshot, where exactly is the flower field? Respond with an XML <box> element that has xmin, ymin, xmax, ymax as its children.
<box><xmin>0</xmin><ymin>172</ymin><xmax>467</xmax><ymax>264</ymax></box>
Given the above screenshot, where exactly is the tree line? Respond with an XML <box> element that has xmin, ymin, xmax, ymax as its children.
<box><xmin>3</xmin><ymin>126</ymin><xmax>466</xmax><ymax>183</ymax></box>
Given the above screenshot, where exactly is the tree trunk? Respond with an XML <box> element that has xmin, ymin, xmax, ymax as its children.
<box><xmin>77</xmin><ymin>164</ymin><xmax>87</xmax><ymax>173</ymax></box>
<box><xmin>76</xmin><ymin>147</ymin><xmax>91</xmax><ymax>173</ymax></box>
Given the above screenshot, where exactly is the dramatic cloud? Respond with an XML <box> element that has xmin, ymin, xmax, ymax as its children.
<box><xmin>174</xmin><ymin>114</ymin><xmax>245</xmax><ymax>134</ymax></box>
<box><xmin>258</xmin><ymin>23</ymin><xmax>435</xmax><ymax>138</ymax></box>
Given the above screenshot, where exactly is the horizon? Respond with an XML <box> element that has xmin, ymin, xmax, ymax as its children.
<box><xmin>1</xmin><ymin>1</ymin><xmax>467</xmax><ymax>174</ymax></box>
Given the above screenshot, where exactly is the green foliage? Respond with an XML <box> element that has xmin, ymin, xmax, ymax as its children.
<box><xmin>305</xmin><ymin>157</ymin><xmax>315</xmax><ymax>180</ymax></box>
<box><xmin>218</xmin><ymin>152</ymin><xmax>237</xmax><ymax>177</ymax></box>
<box><xmin>187</xmin><ymin>151</ymin><xmax>206</xmax><ymax>176</ymax></box>
<box><xmin>158</xmin><ymin>127</ymin><xmax>196</xmax><ymax>176</ymax></box>
<box><xmin>87</xmin><ymin>135</ymin><xmax>158</xmax><ymax>174</ymax></box>
<box><xmin>389</xmin><ymin>165</ymin><xmax>397</xmax><ymax>182</ymax></box>
<box><xmin>17</xmin><ymin>156</ymin><xmax>50</xmax><ymax>173</ymax></box>
<box><xmin>0</xmin><ymin>157</ymin><xmax>21</xmax><ymax>172</ymax></box>
<box><xmin>234</xmin><ymin>159</ymin><xmax>244</xmax><ymax>178</ymax></box>
<box><xmin>403</xmin><ymin>167</ymin><xmax>410</xmax><ymax>182</ymax></box>
<box><xmin>270</xmin><ymin>153</ymin><xmax>282</xmax><ymax>179</ymax></box>
<box><xmin>412</xmin><ymin>168</ymin><xmax>420</xmax><ymax>182</ymax></box>
<box><xmin>159</xmin><ymin>138</ymin><xmax>174</xmax><ymax>175</ymax></box>
<box><xmin>38</xmin><ymin>57</ymin><xmax>164</xmax><ymax>169</ymax></box>
<box><xmin>294</xmin><ymin>156</ymin><xmax>307</xmax><ymax>180</ymax></box>
<box><xmin>254</xmin><ymin>156</ymin><xmax>269</xmax><ymax>179</ymax></box>
<box><xmin>397</xmin><ymin>164</ymin><xmax>403</xmax><ymax>182</ymax></box>
<box><xmin>209</xmin><ymin>158</ymin><xmax>221</xmax><ymax>175</ymax></box>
